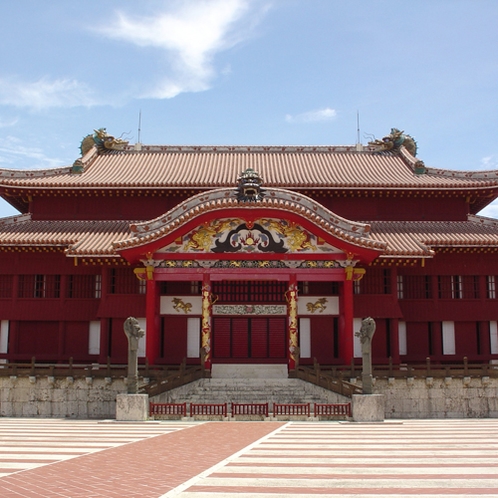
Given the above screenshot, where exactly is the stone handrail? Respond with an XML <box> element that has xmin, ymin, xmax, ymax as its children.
<box><xmin>299</xmin><ymin>357</ymin><xmax>498</xmax><ymax>388</ymax></box>
<box><xmin>0</xmin><ymin>357</ymin><xmax>194</xmax><ymax>384</ymax></box>
<box><xmin>294</xmin><ymin>363</ymin><xmax>362</xmax><ymax>398</ymax></box>
<box><xmin>139</xmin><ymin>360</ymin><xmax>207</xmax><ymax>398</ymax></box>
<box><xmin>372</xmin><ymin>357</ymin><xmax>498</xmax><ymax>379</ymax></box>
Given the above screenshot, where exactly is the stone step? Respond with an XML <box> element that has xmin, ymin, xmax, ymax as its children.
<box><xmin>151</xmin><ymin>378</ymin><xmax>350</xmax><ymax>406</ymax></box>
<box><xmin>211</xmin><ymin>364</ymin><xmax>288</xmax><ymax>379</ymax></box>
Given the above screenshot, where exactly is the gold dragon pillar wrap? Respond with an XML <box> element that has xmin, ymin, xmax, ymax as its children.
<box><xmin>286</xmin><ymin>275</ymin><xmax>299</xmax><ymax>371</ymax></box>
<box><xmin>201</xmin><ymin>274</ymin><xmax>213</xmax><ymax>371</ymax></box>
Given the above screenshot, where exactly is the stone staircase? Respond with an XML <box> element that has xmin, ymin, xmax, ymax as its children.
<box><xmin>150</xmin><ymin>364</ymin><xmax>349</xmax><ymax>407</ymax></box>
<box><xmin>151</xmin><ymin>377</ymin><xmax>349</xmax><ymax>406</ymax></box>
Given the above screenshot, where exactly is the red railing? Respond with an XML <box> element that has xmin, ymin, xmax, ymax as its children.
<box><xmin>232</xmin><ymin>403</ymin><xmax>269</xmax><ymax>417</ymax></box>
<box><xmin>274</xmin><ymin>403</ymin><xmax>310</xmax><ymax>417</ymax></box>
<box><xmin>190</xmin><ymin>403</ymin><xmax>228</xmax><ymax>417</ymax></box>
<box><xmin>149</xmin><ymin>402</ymin><xmax>187</xmax><ymax>418</ymax></box>
<box><xmin>149</xmin><ymin>401</ymin><xmax>352</xmax><ymax>419</ymax></box>
<box><xmin>314</xmin><ymin>402</ymin><xmax>351</xmax><ymax>417</ymax></box>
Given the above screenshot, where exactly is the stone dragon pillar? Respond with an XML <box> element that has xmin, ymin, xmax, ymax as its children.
<box><xmin>355</xmin><ymin>317</ymin><xmax>376</xmax><ymax>394</ymax></box>
<box><xmin>123</xmin><ymin>317</ymin><xmax>145</xmax><ymax>394</ymax></box>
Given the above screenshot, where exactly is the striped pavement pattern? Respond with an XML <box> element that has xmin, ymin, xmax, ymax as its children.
<box><xmin>172</xmin><ymin>419</ymin><xmax>498</xmax><ymax>498</ymax></box>
<box><xmin>0</xmin><ymin>417</ymin><xmax>197</xmax><ymax>478</ymax></box>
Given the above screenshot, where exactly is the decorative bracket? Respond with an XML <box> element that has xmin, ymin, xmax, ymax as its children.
<box><xmin>134</xmin><ymin>253</ymin><xmax>162</xmax><ymax>280</ymax></box>
<box><xmin>345</xmin><ymin>266</ymin><xmax>366</xmax><ymax>281</ymax></box>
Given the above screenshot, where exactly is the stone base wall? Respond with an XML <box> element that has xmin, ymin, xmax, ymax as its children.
<box><xmin>0</xmin><ymin>376</ymin><xmax>126</xmax><ymax>418</ymax></box>
<box><xmin>1</xmin><ymin>375</ymin><xmax>498</xmax><ymax>419</ymax></box>
<box><xmin>374</xmin><ymin>377</ymin><xmax>498</xmax><ymax>419</ymax></box>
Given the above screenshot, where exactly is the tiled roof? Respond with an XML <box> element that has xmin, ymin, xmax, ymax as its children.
<box><xmin>0</xmin><ymin>215</ymin><xmax>130</xmax><ymax>257</ymax></box>
<box><xmin>369</xmin><ymin>216</ymin><xmax>498</xmax><ymax>257</ymax></box>
<box><xmin>0</xmin><ymin>214</ymin><xmax>496</xmax><ymax>259</ymax></box>
<box><xmin>1</xmin><ymin>145</ymin><xmax>497</xmax><ymax>191</ymax></box>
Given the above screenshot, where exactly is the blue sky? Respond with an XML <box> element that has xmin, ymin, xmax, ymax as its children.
<box><xmin>1</xmin><ymin>0</ymin><xmax>497</xmax><ymax>218</ymax></box>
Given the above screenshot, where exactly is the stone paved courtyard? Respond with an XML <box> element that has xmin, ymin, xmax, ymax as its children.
<box><xmin>0</xmin><ymin>418</ymin><xmax>497</xmax><ymax>497</ymax></box>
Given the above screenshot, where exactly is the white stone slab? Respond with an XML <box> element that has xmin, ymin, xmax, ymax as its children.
<box><xmin>352</xmin><ymin>394</ymin><xmax>385</xmax><ymax>422</ymax></box>
<box><xmin>115</xmin><ymin>394</ymin><xmax>149</xmax><ymax>421</ymax></box>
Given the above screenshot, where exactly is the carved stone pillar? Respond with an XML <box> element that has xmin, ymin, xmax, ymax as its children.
<box><xmin>123</xmin><ymin>317</ymin><xmax>145</xmax><ymax>394</ymax></box>
<box><xmin>287</xmin><ymin>275</ymin><xmax>298</xmax><ymax>371</ymax></box>
<box><xmin>201</xmin><ymin>273</ymin><xmax>212</xmax><ymax>371</ymax></box>
<box><xmin>355</xmin><ymin>317</ymin><xmax>376</xmax><ymax>394</ymax></box>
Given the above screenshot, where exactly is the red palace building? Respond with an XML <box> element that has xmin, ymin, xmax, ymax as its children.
<box><xmin>0</xmin><ymin>128</ymin><xmax>497</xmax><ymax>371</ymax></box>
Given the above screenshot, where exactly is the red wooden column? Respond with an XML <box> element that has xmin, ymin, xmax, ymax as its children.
<box><xmin>8</xmin><ymin>275</ymin><xmax>20</xmax><ymax>358</ymax></box>
<box><xmin>389</xmin><ymin>267</ymin><xmax>400</xmax><ymax>364</ymax></box>
<box><xmin>287</xmin><ymin>275</ymin><xmax>298</xmax><ymax>371</ymax></box>
<box><xmin>57</xmin><ymin>322</ymin><xmax>65</xmax><ymax>363</ymax></box>
<box><xmin>58</xmin><ymin>275</ymin><xmax>68</xmax><ymax>362</ymax></box>
<box><xmin>98</xmin><ymin>318</ymin><xmax>109</xmax><ymax>364</ymax></box>
<box><xmin>201</xmin><ymin>273</ymin><xmax>213</xmax><ymax>371</ymax></box>
<box><xmin>340</xmin><ymin>269</ymin><xmax>354</xmax><ymax>364</ymax></box>
<box><xmin>390</xmin><ymin>318</ymin><xmax>401</xmax><ymax>364</ymax></box>
<box><xmin>145</xmin><ymin>276</ymin><xmax>160</xmax><ymax>365</ymax></box>
<box><xmin>98</xmin><ymin>268</ymin><xmax>110</xmax><ymax>364</ymax></box>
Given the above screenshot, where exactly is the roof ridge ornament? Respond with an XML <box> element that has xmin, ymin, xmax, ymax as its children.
<box><xmin>80</xmin><ymin>128</ymin><xmax>129</xmax><ymax>156</ymax></box>
<box><xmin>235</xmin><ymin>168</ymin><xmax>266</xmax><ymax>203</ymax></box>
<box><xmin>71</xmin><ymin>158</ymin><xmax>84</xmax><ymax>174</ymax></box>
<box><xmin>369</xmin><ymin>128</ymin><xmax>417</xmax><ymax>157</ymax></box>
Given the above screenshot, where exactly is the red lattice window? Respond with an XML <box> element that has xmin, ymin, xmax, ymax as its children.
<box><xmin>0</xmin><ymin>275</ymin><xmax>13</xmax><ymax>298</ymax></box>
<box><xmin>18</xmin><ymin>275</ymin><xmax>60</xmax><ymax>298</ymax></box>
<box><xmin>212</xmin><ymin>281</ymin><xmax>286</xmax><ymax>303</ymax></box>
<box><xmin>487</xmin><ymin>276</ymin><xmax>496</xmax><ymax>299</ymax></box>
<box><xmin>66</xmin><ymin>275</ymin><xmax>101</xmax><ymax>298</ymax></box>
<box><xmin>438</xmin><ymin>275</ymin><xmax>462</xmax><ymax>299</ymax></box>
<box><xmin>108</xmin><ymin>268</ymin><xmax>142</xmax><ymax>294</ymax></box>
<box><xmin>461</xmin><ymin>275</ymin><xmax>480</xmax><ymax>299</ymax></box>
<box><xmin>399</xmin><ymin>275</ymin><xmax>432</xmax><ymax>299</ymax></box>
<box><xmin>355</xmin><ymin>268</ymin><xmax>391</xmax><ymax>295</ymax></box>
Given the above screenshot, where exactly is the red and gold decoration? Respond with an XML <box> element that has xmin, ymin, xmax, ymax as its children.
<box><xmin>286</xmin><ymin>277</ymin><xmax>299</xmax><ymax>370</ymax></box>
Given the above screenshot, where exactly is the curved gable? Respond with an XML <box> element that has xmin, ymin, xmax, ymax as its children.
<box><xmin>115</xmin><ymin>187</ymin><xmax>386</xmax><ymax>264</ymax></box>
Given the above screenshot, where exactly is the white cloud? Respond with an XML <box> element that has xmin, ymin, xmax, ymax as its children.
<box><xmin>0</xmin><ymin>77</ymin><xmax>97</xmax><ymax>110</ymax></box>
<box><xmin>480</xmin><ymin>155</ymin><xmax>498</xmax><ymax>170</ymax></box>
<box><xmin>285</xmin><ymin>107</ymin><xmax>338</xmax><ymax>124</ymax></box>
<box><xmin>0</xmin><ymin>117</ymin><xmax>18</xmax><ymax>128</ymax></box>
<box><xmin>0</xmin><ymin>136</ymin><xmax>64</xmax><ymax>169</ymax></box>
<box><xmin>95</xmin><ymin>0</ymin><xmax>264</xmax><ymax>99</ymax></box>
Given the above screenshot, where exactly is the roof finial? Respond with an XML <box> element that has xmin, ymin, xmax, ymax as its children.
<box><xmin>356</xmin><ymin>111</ymin><xmax>363</xmax><ymax>151</ymax></box>
<box><xmin>134</xmin><ymin>111</ymin><xmax>142</xmax><ymax>151</ymax></box>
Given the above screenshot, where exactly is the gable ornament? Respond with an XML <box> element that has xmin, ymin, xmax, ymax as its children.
<box><xmin>235</xmin><ymin>168</ymin><xmax>266</xmax><ymax>202</ymax></box>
